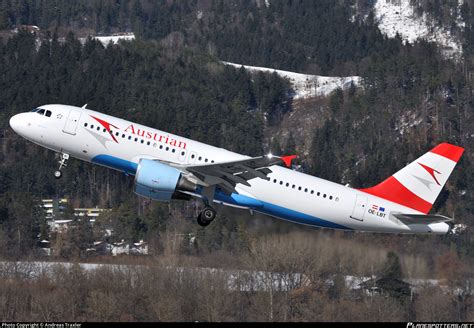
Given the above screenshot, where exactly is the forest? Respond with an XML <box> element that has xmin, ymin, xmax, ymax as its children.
<box><xmin>0</xmin><ymin>0</ymin><xmax>473</xmax><ymax>322</ymax></box>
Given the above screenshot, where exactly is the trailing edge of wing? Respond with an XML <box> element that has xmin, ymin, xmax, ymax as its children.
<box><xmin>393</xmin><ymin>213</ymin><xmax>453</xmax><ymax>225</ymax></box>
<box><xmin>170</xmin><ymin>155</ymin><xmax>296</xmax><ymax>194</ymax></box>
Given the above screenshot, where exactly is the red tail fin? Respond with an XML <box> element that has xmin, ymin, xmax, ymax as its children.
<box><xmin>359</xmin><ymin>143</ymin><xmax>464</xmax><ymax>214</ymax></box>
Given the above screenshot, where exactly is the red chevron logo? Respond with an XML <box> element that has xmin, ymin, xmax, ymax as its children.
<box><xmin>418</xmin><ymin>162</ymin><xmax>441</xmax><ymax>186</ymax></box>
<box><xmin>90</xmin><ymin>115</ymin><xmax>120</xmax><ymax>143</ymax></box>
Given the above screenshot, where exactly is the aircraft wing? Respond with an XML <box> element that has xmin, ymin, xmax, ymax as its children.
<box><xmin>171</xmin><ymin>155</ymin><xmax>296</xmax><ymax>194</ymax></box>
<box><xmin>393</xmin><ymin>213</ymin><xmax>453</xmax><ymax>225</ymax></box>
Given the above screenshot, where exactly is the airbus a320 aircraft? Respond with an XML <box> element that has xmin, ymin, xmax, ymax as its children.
<box><xmin>9</xmin><ymin>104</ymin><xmax>464</xmax><ymax>234</ymax></box>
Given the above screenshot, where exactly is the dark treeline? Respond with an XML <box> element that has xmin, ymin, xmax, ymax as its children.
<box><xmin>4</xmin><ymin>0</ymin><xmax>470</xmax><ymax>74</ymax></box>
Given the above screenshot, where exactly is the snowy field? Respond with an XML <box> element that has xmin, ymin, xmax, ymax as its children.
<box><xmin>222</xmin><ymin>61</ymin><xmax>362</xmax><ymax>99</ymax></box>
<box><xmin>373</xmin><ymin>0</ymin><xmax>463</xmax><ymax>59</ymax></box>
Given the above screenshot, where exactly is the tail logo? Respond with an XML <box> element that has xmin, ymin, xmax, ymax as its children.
<box><xmin>415</xmin><ymin>162</ymin><xmax>441</xmax><ymax>189</ymax></box>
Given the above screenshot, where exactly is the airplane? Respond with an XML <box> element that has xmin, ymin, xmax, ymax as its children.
<box><xmin>9</xmin><ymin>104</ymin><xmax>464</xmax><ymax>234</ymax></box>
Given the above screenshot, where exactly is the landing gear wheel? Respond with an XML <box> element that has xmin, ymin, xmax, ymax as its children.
<box><xmin>54</xmin><ymin>153</ymin><xmax>69</xmax><ymax>179</ymax></box>
<box><xmin>197</xmin><ymin>213</ymin><xmax>211</xmax><ymax>227</ymax></box>
<box><xmin>202</xmin><ymin>206</ymin><xmax>217</xmax><ymax>221</ymax></box>
<box><xmin>54</xmin><ymin>170</ymin><xmax>62</xmax><ymax>179</ymax></box>
<box><xmin>196</xmin><ymin>206</ymin><xmax>217</xmax><ymax>227</ymax></box>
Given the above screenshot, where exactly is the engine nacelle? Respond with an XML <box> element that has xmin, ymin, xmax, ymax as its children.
<box><xmin>134</xmin><ymin>159</ymin><xmax>196</xmax><ymax>201</ymax></box>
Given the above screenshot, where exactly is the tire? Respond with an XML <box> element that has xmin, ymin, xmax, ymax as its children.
<box><xmin>197</xmin><ymin>213</ymin><xmax>211</xmax><ymax>227</ymax></box>
<box><xmin>202</xmin><ymin>206</ymin><xmax>216</xmax><ymax>221</ymax></box>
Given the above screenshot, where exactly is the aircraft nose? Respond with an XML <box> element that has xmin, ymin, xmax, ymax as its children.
<box><xmin>9</xmin><ymin>113</ymin><xmax>27</xmax><ymax>135</ymax></box>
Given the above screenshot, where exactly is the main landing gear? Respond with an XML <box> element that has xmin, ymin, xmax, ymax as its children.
<box><xmin>196</xmin><ymin>186</ymin><xmax>217</xmax><ymax>227</ymax></box>
<box><xmin>54</xmin><ymin>153</ymin><xmax>69</xmax><ymax>179</ymax></box>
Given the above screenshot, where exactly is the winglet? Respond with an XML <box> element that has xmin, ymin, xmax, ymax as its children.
<box><xmin>281</xmin><ymin>155</ymin><xmax>297</xmax><ymax>168</ymax></box>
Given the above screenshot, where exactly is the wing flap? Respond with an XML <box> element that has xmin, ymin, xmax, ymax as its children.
<box><xmin>175</xmin><ymin>154</ymin><xmax>296</xmax><ymax>194</ymax></box>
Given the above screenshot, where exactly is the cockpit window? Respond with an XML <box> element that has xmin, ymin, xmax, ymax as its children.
<box><xmin>30</xmin><ymin>108</ymin><xmax>41</xmax><ymax>112</ymax></box>
<box><xmin>45</xmin><ymin>110</ymin><xmax>52</xmax><ymax>117</ymax></box>
<box><xmin>37</xmin><ymin>109</ymin><xmax>45</xmax><ymax>115</ymax></box>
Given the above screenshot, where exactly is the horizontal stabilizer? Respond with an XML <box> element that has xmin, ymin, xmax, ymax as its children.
<box><xmin>393</xmin><ymin>213</ymin><xmax>453</xmax><ymax>225</ymax></box>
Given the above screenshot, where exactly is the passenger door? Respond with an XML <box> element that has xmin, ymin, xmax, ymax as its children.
<box><xmin>62</xmin><ymin>108</ymin><xmax>82</xmax><ymax>135</ymax></box>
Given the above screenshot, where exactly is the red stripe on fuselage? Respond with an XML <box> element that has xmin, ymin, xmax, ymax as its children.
<box><xmin>359</xmin><ymin>176</ymin><xmax>432</xmax><ymax>214</ymax></box>
<box><xmin>430</xmin><ymin>143</ymin><xmax>464</xmax><ymax>162</ymax></box>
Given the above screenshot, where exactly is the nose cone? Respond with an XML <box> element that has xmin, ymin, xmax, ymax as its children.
<box><xmin>9</xmin><ymin>113</ymin><xmax>27</xmax><ymax>135</ymax></box>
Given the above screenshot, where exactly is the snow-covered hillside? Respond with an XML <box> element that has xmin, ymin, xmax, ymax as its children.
<box><xmin>222</xmin><ymin>62</ymin><xmax>362</xmax><ymax>99</ymax></box>
<box><xmin>373</xmin><ymin>0</ymin><xmax>463</xmax><ymax>59</ymax></box>
<box><xmin>79</xmin><ymin>33</ymin><xmax>135</xmax><ymax>46</ymax></box>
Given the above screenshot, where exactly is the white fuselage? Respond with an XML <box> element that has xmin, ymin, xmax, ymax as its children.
<box><xmin>9</xmin><ymin>104</ymin><xmax>450</xmax><ymax>234</ymax></box>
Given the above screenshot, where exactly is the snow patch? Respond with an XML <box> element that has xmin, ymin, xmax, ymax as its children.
<box><xmin>79</xmin><ymin>33</ymin><xmax>135</xmax><ymax>46</ymax></box>
<box><xmin>222</xmin><ymin>61</ymin><xmax>362</xmax><ymax>99</ymax></box>
<box><xmin>394</xmin><ymin>111</ymin><xmax>423</xmax><ymax>135</ymax></box>
<box><xmin>373</xmin><ymin>0</ymin><xmax>463</xmax><ymax>60</ymax></box>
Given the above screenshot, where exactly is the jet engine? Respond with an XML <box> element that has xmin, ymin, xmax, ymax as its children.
<box><xmin>134</xmin><ymin>159</ymin><xmax>196</xmax><ymax>201</ymax></box>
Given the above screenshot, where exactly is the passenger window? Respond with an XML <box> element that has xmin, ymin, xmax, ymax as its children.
<box><xmin>90</xmin><ymin>125</ymin><xmax>94</xmax><ymax>129</ymax></box>
<box><xmin>172</xmin><ymin>148</ymin><xmax>175</xmax><ymax>153</ymax></box>
<box><xmin>147</xmin><ymin>141</ymin><xmax>150</xmax><ymax>146</ymax></box>
<box><xmin>84</xmin><ymin>123</ymin><xmax>88</xmax><ymax>127</ymax></box>
<box><xmin>298</xmin><ymin>186</ymin><xmax>302</xmax><ymax>191</ymax></box>
<box><xmin>45</xmin><ymin>110</ymin><xmax>52</xmax><ymax>117</ymax></box>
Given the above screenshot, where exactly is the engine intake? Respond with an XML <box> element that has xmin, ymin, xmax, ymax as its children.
<box><xmin>134</xmin><ymin>159</ymin><xmax>196</xmax><ymax>201</ymax></box>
